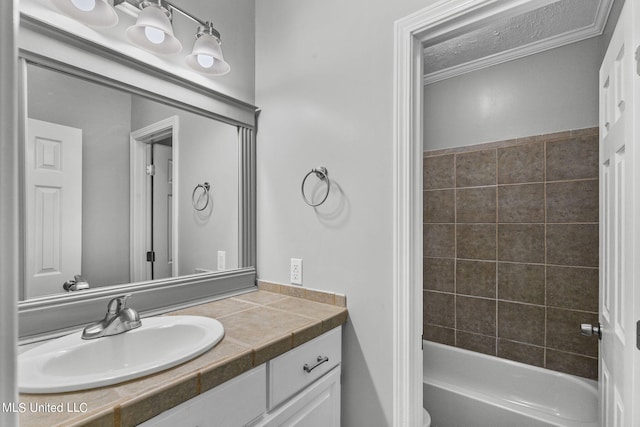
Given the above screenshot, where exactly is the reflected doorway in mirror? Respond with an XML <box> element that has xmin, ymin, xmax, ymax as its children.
<box><xmin>130</xmin><ymin>116</ymin><xmax>179</xmax><ymax>283</ymax></box>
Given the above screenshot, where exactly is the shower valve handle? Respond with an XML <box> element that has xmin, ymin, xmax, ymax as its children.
<box><xmin>580</xmin><ymin>323</ymin><xmax>602</xmax><ymax>340</ymax></box>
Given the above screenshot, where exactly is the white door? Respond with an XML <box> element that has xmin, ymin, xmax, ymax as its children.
<box><xmin>599</xmin><ymin>2</ymin><xmax>640</xmax><ymax>425</ymax></box>
<box><xmin>152</xmin><ymin>143</ymin><xmax>173</xmax><ymax>279</ymax></box>
<box><xmin>24</xmin><ymin>119</ymin><xmax>82</xmax><ymax>298</ymax></box>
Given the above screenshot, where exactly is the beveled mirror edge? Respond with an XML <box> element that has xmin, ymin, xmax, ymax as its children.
<box><xmin>19</xmin><ymin>268</ymin><xmax>257</xmax><ymax>343</ymax></box>
<box><xmin>17</xmin><ymin>12</ymin><xmax>258</xmax><ymax>340</ymax></box>
<box><xmin>239</xmin><ymin>126</ymin><xmax>257</xmax><ymax>267</ymax></box>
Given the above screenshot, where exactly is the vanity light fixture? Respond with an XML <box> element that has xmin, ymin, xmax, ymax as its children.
<box><xmin>50</xmin><ymin>0</ymin><xmax>119</xmax><ymax>27</ymax></box>
<box><xmin>185</xmin><ymin>23</ymin><xmax>230</xmax><ymax>76</ymax></box>
<box><xmin>49</xmin><ymin>0</ymin><xmax>230</xmax><ymax>76</ymax></box>
<box><xmin>125</xmin><ymin>0</ymin><xmax>182</xmax><ymax>55</ymax></box>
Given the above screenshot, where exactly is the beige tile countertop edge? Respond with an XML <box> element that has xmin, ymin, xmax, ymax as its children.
<box><xmin>257</xmin><ymin>280</ymin><xmax>347</xmax><ymax>307</ymax></box>
<box><xmin>18</xmin><ymin>289</ymin><xmax>348</xmax><ymax>427</ymax></box>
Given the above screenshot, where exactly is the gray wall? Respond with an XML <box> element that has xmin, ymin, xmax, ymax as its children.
<box><xmin>131</xmin><ymin>97</ymin><xmax>239</xmax><ymax>275</ymax></box>
<box><xmin>255</xmin><ymin>0</ymin><xmax>437</xmax><ymax>425</ymax></box>
<box><xmin>176</xmin><ymin>0</ymin><xmax>256</xmax><ymax>104</ymax></box>
<box><xmin>600</xmin><ymin>0</ymin><xmax>624</xmax><ymax>59</ymax></box>
<box><xmin>27</xmin><ymin>65</ymin><xmax>133</xmax><ymax>289</ymax></box>
<box><xmin>0</xmin><ymin>0</ymin><xmax>18</xmax><ymax>422</ymax></box>
<box><xmin>423</xmin><ymin>37</ymin><xmax>601</xmax><ymax>151</ymax></box>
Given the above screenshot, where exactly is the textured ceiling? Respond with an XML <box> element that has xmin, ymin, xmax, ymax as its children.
<box><xmin>424</xmin><ymin>0</ymin><xmax>606</xmax><ymax>78</ymax></box>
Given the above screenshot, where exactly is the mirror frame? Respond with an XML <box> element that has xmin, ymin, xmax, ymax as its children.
<box><xmin>17</xmin><ymin>14</ymin><xmax>257</xmax><ymax>342</ymax></box>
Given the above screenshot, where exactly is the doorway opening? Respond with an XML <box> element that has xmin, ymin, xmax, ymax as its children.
<box><xmin>130</xmin><ymin>116</ymin><xmax>179</xmax><ymax>283</ymax></box>
<box><xmin>148</xmin><ymin>136</ymin><xmax>173</xmax><ymax>280</ymax></box>
<box><xmin>392</xmin><ymin>0</ymin><xmax>622</xmax><ymax>425</ymax></box>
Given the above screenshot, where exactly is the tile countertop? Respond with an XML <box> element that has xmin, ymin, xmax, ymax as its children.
<box><xmin>18</xmin><ymin>285</ymin><xmax>348</xmax><ymax>427</ymax></box>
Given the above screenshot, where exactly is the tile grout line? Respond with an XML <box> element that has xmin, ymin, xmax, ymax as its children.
<box><xmin>453</xmin><ymin>152</ymin><xmax>458</xmax><ymax>345</ymax></box>
<box><xmin>423</xmin><ymin>176</ymin><xmax>598</xmax><ymax>194</ymax></box>
<box><xmin>544</xmin><ymin>139</ymin><xmax>548</xmax><ymax>369</ymax></box>
<box><xmin>494</xmin><ymin>148</ymin><xmax>499</xmax><ymax>355</ymax></box>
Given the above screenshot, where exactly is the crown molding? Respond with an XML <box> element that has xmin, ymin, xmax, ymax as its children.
<box><xmin>423</xmin><ymin>0</ymin><xmax>614</xmax><ymax>85</ymax></box>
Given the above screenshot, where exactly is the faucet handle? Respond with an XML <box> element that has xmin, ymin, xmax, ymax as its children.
<box><xmin>107</xmin><ymin>294</ymin><xmax>133</xmax><ymax>315</ymax></box>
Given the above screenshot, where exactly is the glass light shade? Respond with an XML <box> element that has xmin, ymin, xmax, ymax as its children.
<box><xmin>185</xmin><ymin>34</ymin><xmax>230</xmax><ymax>75</ymax></box>
<box><xmin>50</xmin><ymin>0</ymin><xmax>118</xmax><ymax>27</ymax></box>
<box><xmin>126</xmin><ymin>5</ymin><xmax>182</xmax><ymax>55</ymax></box>
<box><xmin>71</xmin><ymin>0</ymin><xmax>95</xmax><ymax>12</ymax></box>
<box><xmin>144</xmin><ymin>26</ymin><xmax>166</xmax><ymax>44</ymax></box>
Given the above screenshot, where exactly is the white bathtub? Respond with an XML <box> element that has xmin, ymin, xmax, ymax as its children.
<box><xmin>423</xmin><ymin>341</ymin><xmax>598</xmax><ymax>427</ymax></box>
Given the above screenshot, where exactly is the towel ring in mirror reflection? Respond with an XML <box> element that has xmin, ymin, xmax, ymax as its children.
<box><xmin>301</xmin><ymin>166</ymin><xmax>330</xmax><ymax>207</ymax></box>
<box><xmin>192</xmin><ymin>182</ymin><xmax>211</xmax><ymax>211</ymax></box>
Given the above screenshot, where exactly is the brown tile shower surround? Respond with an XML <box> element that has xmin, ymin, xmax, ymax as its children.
<box><xmin>423</xmin><ymin>128</ymin><xmax>599</xmax><ymax>380</ymax></box>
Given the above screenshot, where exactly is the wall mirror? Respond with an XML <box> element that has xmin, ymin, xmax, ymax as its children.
<box><xmin>23</xmin><ymin>62</ymin><xmax>240</xmax><ymax>299</ymax></box>
<box><xmin>17</xmin><ymin>14</ymin><xmax>257</xmax><ymax>340</ymax></box>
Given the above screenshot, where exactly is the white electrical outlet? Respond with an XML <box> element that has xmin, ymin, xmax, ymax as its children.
<box><xmin>290</xmin><ymin>258</ymin><xmax>303</xmax><ymax>285</ymax></box>
<box><xmin>217</xmin><ymin>251</ymin><xmax>226</xmax><ymax>270</ymax></box>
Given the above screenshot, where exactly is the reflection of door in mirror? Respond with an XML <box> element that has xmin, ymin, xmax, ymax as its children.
<box><xmin>24</xmin><ymin>119</ymin><xmax>82</xmax><ymax>299</ymax></box>
<box><xmin>151</xmin><ymin>140</ymin><xmax>173</xmax><ymax>280</ymax></box>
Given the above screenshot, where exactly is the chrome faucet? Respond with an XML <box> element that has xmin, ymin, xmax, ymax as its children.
<box><xmin>82</xmin><ymin>294</ymin><xmax>142</xmax><ymax>340</ymax></box>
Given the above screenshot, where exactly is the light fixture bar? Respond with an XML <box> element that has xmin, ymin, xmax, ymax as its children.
<box><xmin>114</xmin><ymin>0</ymin><xmax>223</xmax><ymax>41</ymax></box>
<box><xmin>112</xmin><ymin>0</ymin><xmax>141</xmax><ymax>18</ymax></box>
<box><xmin>161</xmin><ymin>1</ymin><xmax>223</xmax><ymax>44</ymax></box>
<box><xmin>55</xmin><ymin>0</ymin><xmax>229</xmax><ymax>75</ymax></box>
<box><xmin>195</xmin><ymin>22</ymin><xmax>221</xmax><ymax>41</ymax></box>
<box><xmin>114</xmin><ymin>0</ymin><xmax>219</xmax><ymax>33</ymax></box>
<box><xmin>164</xmin><ymin>1</ymin><xmax>206</xmax><ymax>27</ymax></box>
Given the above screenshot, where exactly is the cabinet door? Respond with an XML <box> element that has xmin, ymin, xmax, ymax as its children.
<box><xmin>139</xmin><ymin>364</ymin><xmax>266</xmax><ymax>427</ymax></box>
<box><xmin>256</xmin><ymin>366</ymin><xmax>340</xmax><ymax>427</ymax></box>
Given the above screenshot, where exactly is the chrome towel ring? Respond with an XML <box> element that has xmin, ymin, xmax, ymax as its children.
<box><xmin>192</xmin><ymin>182</ymin><xmax>211</xmax><ymax>211</ymax></box>
<box><xmin>301</xmin><ymin>166</ymin><xmax>330</xmax><ymax>207</ymax></box>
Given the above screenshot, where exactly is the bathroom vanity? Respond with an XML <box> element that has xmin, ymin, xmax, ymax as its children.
<box><xmin>141</xmin><ymin>328</ymin><xmax>341</xmax><ymax>427</ymax></box>
<box><xmin>18</xmin><ymin>284</ymin><xmax>347</xmax><ymax>427</ymax></box>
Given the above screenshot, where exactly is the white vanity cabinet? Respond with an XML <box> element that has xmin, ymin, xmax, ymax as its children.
<box><xmin>138</xmin><ymin>365</ymin><xmax>267</xmax><ymax>427</ymax></box>
<box><xmin>140</xmin><ymin>327</ymin><xmax>342</xmax><ymax>427</ymax></box>
<box><xmin>251</xmin><ymin>367</ymin><xmax>340</xmax><ymax>427</ymax></box>
<box><xmin>251</xmin><ymin>326</ymin><xmax>342</xmax><ymax>427</ymax></box>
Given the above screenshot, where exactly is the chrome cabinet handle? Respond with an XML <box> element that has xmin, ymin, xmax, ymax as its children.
<box><xmin>303</xmin><ymin>355</ymin><xmax>329</xmax><ymax>373</ymax></box>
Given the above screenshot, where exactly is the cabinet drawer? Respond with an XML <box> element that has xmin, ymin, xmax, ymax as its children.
<box><xmin>268</xmin><ymin>326</ymin><xmax>341</xmax><ymax>409</ymax></box>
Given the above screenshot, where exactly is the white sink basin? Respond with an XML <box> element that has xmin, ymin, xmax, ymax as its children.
<box><xmin>19</xmin><ymin>315</ymin><xmax>224</xmax><ymax>394</ymax></box>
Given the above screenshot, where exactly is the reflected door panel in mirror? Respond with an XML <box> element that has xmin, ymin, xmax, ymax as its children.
<box><xmin>24</xmin><ymin>119</ymin><xmax>83</xmax><ymax>299</ymax></box>
<box><xmin>24</xmin><ymin>62</ymin><xmax>240</xmax><ymax>300</ymax></box>
<box><xmin>151</xmin><ymin>140</ymin><xmax>173</xmax><ymax>281</ymax></box>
